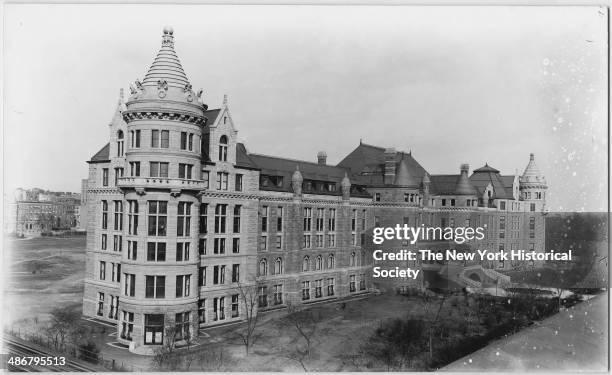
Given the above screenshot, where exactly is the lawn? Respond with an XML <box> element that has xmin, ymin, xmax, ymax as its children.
<box><xmin>3</xmin><ymin>236</ymin><xmax>86</xmax><ymax>332</ymax></box>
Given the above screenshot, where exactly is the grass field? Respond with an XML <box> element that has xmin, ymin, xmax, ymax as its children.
<box><xmin>3</xmin><ymin>236</ymin><xmax>86</xmax><ymax>332</ymax></box>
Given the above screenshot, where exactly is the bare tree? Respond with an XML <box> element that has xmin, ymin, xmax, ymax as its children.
<box><xmin>47</xmin><ymin>306</ymin><xmax>80</xmax><ymax>350</ymax></box>
<box><xmin>280</xmin><ymin>301</ymin><xmax>322</xmax><ymax>371</ymax></box>
<box><xmin>419</xmin><ymin>290</ymin><xmax>447</xmax><ymax>361</ymax></box>
<box><xmin>151</xmin><ymin>321</ymin><xmax>180</xmax><ymax>371</ymax></box>
<box><xmin>235</xmin><ymin>281</ymin><xmax>260</xmax><ymax>355</ymax></box>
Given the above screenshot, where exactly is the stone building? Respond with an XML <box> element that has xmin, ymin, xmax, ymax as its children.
<box><xmin>82</xmin><ymin>28</ymin><xmax>547</xmax><ymax>354</ymax></box>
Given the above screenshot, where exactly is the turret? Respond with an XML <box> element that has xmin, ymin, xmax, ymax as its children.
<box><xmin>341</xmin><ymin>173</ymin><xmax>351</xmax><ymax>201</ymax></box>
<box><xmin>292</xmin><ymin>165</ymin><xmax>303</xmax><ymax>198</ymax></box>
<box><xmin>519</xmin><ymin>153</ymin><xmax>547</xmax><ymax>212</ymax></box>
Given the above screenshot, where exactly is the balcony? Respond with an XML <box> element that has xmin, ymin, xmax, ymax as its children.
<box><xmin>117</xmin><ymin>177</ymin><xmax>207</xmax><ymax>193</ymax></box>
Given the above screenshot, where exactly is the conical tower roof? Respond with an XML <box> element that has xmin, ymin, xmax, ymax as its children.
<box><xmin>455</xmin><ymin>164</ymin><xmax>477</xmax><ymax>195</ymax></box>
<box><xmin>520</xmin><ymin>153</ymin><xmax>546</xmax><ymax>185</ymax></box>
<box><xmin>142</xmin><ymin>26</ymin><xmax>190</xmax><ymax>89</ymax></box>
<box><xmin>394</xmin><ymin>158</ymin><xmax>419</xmax><ymax>187</ymax></box>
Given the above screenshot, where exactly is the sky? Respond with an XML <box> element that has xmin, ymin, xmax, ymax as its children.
<box><xmin>3</xmin><ymin>4</ymin><xmax>608</xmax><ymax>211</ymax></box>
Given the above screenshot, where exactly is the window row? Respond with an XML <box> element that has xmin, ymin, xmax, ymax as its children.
<box><xmin>121</xmin><ymin>273</ymin><xmax>192</xmax><ymax>299</ymax></box>
<box><xmin>197</xmin><ymin>264</ymin><xmax>240</xmax><ymax>286</ymax></box>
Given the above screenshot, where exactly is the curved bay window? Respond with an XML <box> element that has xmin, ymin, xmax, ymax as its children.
<box><xmin>218</xmin><ymin>135</ymin><xmax>228</xmax><ymax>162</ymax></box>
<box><xmin>144</xmin><ymin>314</ymin><xmax>164</xmax><ymax>345</ymax></box>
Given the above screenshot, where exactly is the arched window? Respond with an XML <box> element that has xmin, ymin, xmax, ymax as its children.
<box><xmin>218</xmin><ymin>135</ymin><xmax>228</xmax><ymax>162</ymax></box>
<box><xmin>315</xmin><ymin>255</ymin><xmax>322</xmax><ymax>270</ymax></box>
<box><xmin>117</xmin><ymin>130</ymin><xmax>124</xmax><ymax>157</ymax></box>
<box><xmin>302</xmin><ymin>256</ymin><xmax>309</xmax><ymax>272</ymax></box>
<box><xmin>327</xmin><ymin>254</ymin><xmax>335</xmax><ymax>269</ymax></box>
<box><xmin>274</xmin><ymin>257</ymin><xmax>283</xmax><ymax>275</ymax></box>
<box><xmin>350</xmin><ymin>252</ymin><xmax>356</xmax><ymax>267</ymax></box>
<box><xmin>259</xmin><ymin>259</ymin><xmax>268</xmax><ymax>276</ymax></box>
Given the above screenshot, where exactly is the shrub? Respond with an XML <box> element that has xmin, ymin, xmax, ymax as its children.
<box><xmin>78</xmin><ymin>340</ymin><xmax>100</xmax><ymax>363</ymax></box>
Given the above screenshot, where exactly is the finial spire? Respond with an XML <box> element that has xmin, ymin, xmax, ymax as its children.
<box><xmin>119</xmin><ymin>88</ymin><xmax>124</xmax><ymax>102</ymax></box>
<box><xmin>223</xmin><ymin>94</ymin><xmax>228</xmax><ymax>105</ymax></box>
<box><xmin>162</xmin><ymin>26</ymin><xmax>174</xmax><ymax>47</ymax></box>
<box><xmin>530</xmin><ymin>153</ymin><xmax>535</xmax><ymax>161</ymax></box>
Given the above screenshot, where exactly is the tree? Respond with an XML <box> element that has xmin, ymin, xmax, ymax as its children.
<box><xmin>47</xmin><ymin>306</ymin><xmax>80</xmax><ymax>350</ymax></box>
<box><xmin>419</xmin><ymin>291</ymin><xmax>448</xmax><ymax>362</ymax></box>
<box><xmin>281</xmin><ymin>302</ymin><xmax>323</xmax><ymax>371</ymax></box>
<box><xmin>151</xmin><ymin>322</ymin><xmax>181</xmax><ymax>370</ymax></box>
<box><xmin>234</xmin><ymin>282</ymin><xmax>260</xmax><ymax>355</ymax></box>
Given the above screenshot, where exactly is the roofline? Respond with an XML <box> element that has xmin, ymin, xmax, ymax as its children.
<box><xmin>248</xmin><ymin>152</ymin><xmax>350</xmax><ymax>170</ymax></box>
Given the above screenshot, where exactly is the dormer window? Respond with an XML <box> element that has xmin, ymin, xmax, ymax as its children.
<box><xmin>218</xmin><ymin>135</ymin><xmax>228</xmax><ymax>162</ymax></box>
<box><xmin>117</xmin><ymin>131</ymin><xmax>124</xmax><ymax>157</ymax></box>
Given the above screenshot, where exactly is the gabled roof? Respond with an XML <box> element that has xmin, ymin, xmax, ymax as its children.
<box><xmin>203</xmin><ymin>108</ymin><xmax>221</xmax><ymax>126</ymax></box>
<box><xmin>88</xmin><ymin>143</ymin><xmax>110</xmax><ymax>163</ymax></box>
<box><xmin>473</xmin><ymin>164</ymin><xmax>500</xmax><ymax>173</ymax></box>
<box><xmin>337</xmin><ymin>142</ymin><xmax>428</xmax><ymax>187</ymax></box>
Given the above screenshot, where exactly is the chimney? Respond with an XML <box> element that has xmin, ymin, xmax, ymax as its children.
<box><xmin>317</xmin><ymin>151</ymin><xmax>327</xmax><ymax>165</ymax></box>
<box><xmin>384</xmin><ymin>148</ymin><xmax>397</xmax><ymax>185</ymax></box>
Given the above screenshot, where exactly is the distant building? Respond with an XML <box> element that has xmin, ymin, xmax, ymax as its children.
<box><xmin>4</xmin><ymin>189</ymin><xmax>81</xmax><ymax>236</ymax></box>
<box><xmin>82</xmin><ymin>28</ymin><xmax>548</xmax><ymax>354</ymax></box>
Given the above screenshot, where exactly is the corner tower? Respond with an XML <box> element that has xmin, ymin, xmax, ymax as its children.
<box><xmin>117</xmin><ymin>27</ymin><xmax>208</xmax><ymax>354</ymax></box>
<box><xmin>519</xmin><ymin>153</ymin><xmax>547</xmax><ymax>212</ymax></box>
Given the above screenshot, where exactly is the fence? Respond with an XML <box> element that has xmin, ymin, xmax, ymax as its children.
<box><xmin>4</xmin><ymin>326</ymin><xmax>148</xmax><ymax>372</ymax></box>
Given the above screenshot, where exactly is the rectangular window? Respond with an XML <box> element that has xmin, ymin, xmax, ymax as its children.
<box><xmin>233</xmin><ymin>205</ymin><xmax>241</xmax><ymax>233</ymax></box>
<box><xmin>213</xmin><ymin>265</ymin><xmax>226</xmax><ymax>285</ymax></box>
<box><xmin>351</xmin><ymin>209</ymin><xmax>357</xmax><ymax>231</ymax></box>
<box><xmin>120</xmin><ymin>311</ymin><xmax>134</xmax><ymax>340</ymax></box>
<box><xmin>232</xmin><ymin>264</ymin><xmax>240</xmax><ymax>283</ymax></box>
<box><xmin>231</xmin><ymin>294</ymin><xmax>239</xmax><ymax>317</ymax></box>
<box><xmin>232</xmin><ymin>238</ymin><xmax>240</xmax><ymax>253</ymax></box>
<box><xmin>327</xmin><ymin>234</ymin><xmax>335</xmax><ymax>247</ymax></box>
<box><xmin>176</xmin><ymin>242</ymin><xmax>190</xmax><ymax>261</ymax></box>
<box><xmin>328</xmin><ymin>209</ymin><xmax>336</xmax><ymax>231</ymax></box>
<box><xmin>316</xmin><ymin>208</ymin><xmax>324</xmax><ymax>231</ymax></box>
<box><xmin>198</xmin><ymin>299</ymin><xmax>206</xmax><ymax>323</ymax></box>
<box><xmin>261</xmin><ymin>206</ymin><xmax>268</xmax><ymax>232</ymax></box>
<box><xmin>145</xmin><ymin>275</ymin><xmax>166</xmax><ymax>298</ymax></box>
<box><xmin>175</xmin><ymin>275</ymin><xmax>191</xmax><ymax>298</ymax></box>
<box><xmin>235</xmin><ymin>174</ymin><xmax>243</xmax><ymax>191</ymax></box>
<box><xmin>147</xmin><ymin>242</ymin><xmax>166</xmax><ymax>261</ymax></box>
<box><xmin>148</xmin><ymin>201</ymin><xmax>168</xmax><ymax>236</ymax></box>
<box><xmin>124</xmin><ymin>273</ymin><xmax>135</xmax><ymax>297</ymax></box>
<box><xmin>113</xmin><ymin>200</ymin><xmax>123</xmax><ymax>230</ymax></box>
<box><xmin>101</xmin><ymin>234</ymin><xmax>107</xmax><ymax>250</ymax></box>
<box><xmin>327</xmin><ymin>278</ymin><xmax>335</xmax><ymax>296</ymax></box>
<box><xmin>133</xmin><ymin>130</ymin><xmax>141</xmax><ymax>148</ymax></box>
<box><xmin>301</xmin><ymin>281</ymin><xmax>310</xmax><ymax>300</ymax></box>
<box><xmin>316</xmin><ymin>234</ymin><xmax>324</xmax><ymax>247</ymax></box>
<box><xmin>129</xmin><ymin>162</ymin><xmax>141</xmax><ymax>177</ymax></box>
<box><xmin>102</xmin><ymin>169</ymin><xmax>109</xmax><ymax>187</ymax></box>
<box><xmin>349</xmin><ymin>275</ymin><xmax>356</xmax><ymax>292</ymax></box>
<box><xmin>273</xmin><ymin>284</ymin><xmax>283</xmax><ymax>305</ymax></box>
<box><xmin>178</xmin><ymin>164</ymin><xmax>193</xmax><ymax>179</ymax></box>
<box><xmin>499</xmin><ymin>216</ymin><xmax>506</xmax><ymax>230</ymax></box>
<box><xmin>97</xmin><ymin>292</ymin><xmax>104</xmax><ymax>316</ymax></box>
<box><xmin>303</xmin><ymin>234</ymin><xmax>311</xmax><ymax>248</ymax></box>
<box><xmin>127</xmin><ymin>240</ymin><xmax>137</xmax><ymax>260</ymax></box>
<box><xmin>214</xmin><ymin>204</ymin><xmax>227</xmax><ymax>233</ymax></box>
<box><xmin>149</xmin><ymin>162</ymin><xmax>169</xmax><ymax>178</ymax></box>
<box><xmin>188</xmin><ymin>133</ymin><xmax>194</xmax><ymax>151</ymax></box>
<box><xmin>214</xmin><ymin>238</ymin><xmax>226</xmax><ymax>254</ymax></box>
<box><xmin>128</xmin><ymin>200</ymin><xmax>139</xmax><ymax>235</ymax></box>
<box><xmin>258</xmin><ymin>286</ymin><xmax>268</xmax><ymax>307</ymax></box>
<box><xmin>101</xmin><ymin>201</ymin><xmax>108</xmax><ymax>229</ymax></box>
<box><xmin>113</xmin><ymin>235</ymin><xmax>122</xmax><ymax>252</ymax></box>
<box><xmin>374</xmin><ymin>193</ymin><xmax>380</xmax><ymax>202</ymax></box>
<box><xmin>199</xmin><ymin>203</ymin><xmax>208</xmax><ymax>233</ymax></box>
<box><xmin>199</xmin><ymin>238</ymin><xmax>207</xmax><ymax>255</ymax></box>
<box><xmin>99</xmin><ymin>261</ymin><xmax>106</xmax><ymax>280</ymax></box>
<box><xmin>275</xmin><ymin>235</ymin><xmax>282</xmax><ymax>249</ymax></box>
<box><xmin>177</xmin><ymin>202</ymin><xmax>192</xmax><ymax>236</ymax></box>
<box><xmin>174</xmin><ymin>312</ymin><xmax>190</xmax><ymax>341</ymax></box>
<box><xmin>216</xmin><ymin>172</ymin><xmax>229</xmax><ymax>190</ymax></box>
<box><xmin>314</xmin><ymin>279</ymin><xmax>322</xmax><ymax>298</ymax></box>
<box><xmin>213</xmin><ymin>297</ymin><xmax>225</xmax><ymax>321</ymax></box>
<box><xmin>202</xmin><ymin>171</ymin><xmax>210</xmax><ymax>188</ymax></box>
<box><xmin>303</xmin><ymin>207</ymin><xmax>312</xmax><ymax>231</ymax></box>
<box><xmin>260</xmin><ymin>236</ymin><xmax>267</xmax><ymax>250</ymax></box>
<box><xmin>180</xmin><ymin>132</ymin><xmax>187</xmax><ymax>150</ymax></box>
<box><xmin>198</xmin><ymin>267</ymin><xmax>206</xmax><ymax>286</ymax></box>
<box><xmin>500</xmin><ymin>201</ymin><xmax>506</xmax><ymax>210</ymax></box>
<box><xmin>144</xmin><ymin>314</ymin><xmax>164</xmax><ymax>345</ymax></box>
<box><xmin>277</xmin><ymin>207</ymin><xmax>283</xmax><ymax>231</ymax></box>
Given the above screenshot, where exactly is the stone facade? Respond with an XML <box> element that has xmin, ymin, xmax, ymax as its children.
<box><xmin>82</xmin><ymin>28</ymin><xmax>547</xmax><ymax>354</ymax></box>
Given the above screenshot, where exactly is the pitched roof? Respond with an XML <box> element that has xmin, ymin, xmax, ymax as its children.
<box><xmin>142</xmin><ymin>28</ymin><xmax>190</xmax><ymax>89</ymax></box>
<box><xmin>337</xmin><ymin>142</ymin><xmax>428</xmax><ymax>187</ymax></box>
<box><xmin>88</xmin><ymin>143</ymin><xmax>110</xmax><ymax>163</ymax></box>
<box><xmin>235</xmin><ymin>143</ymin><xmax>259</xmax><ymax>170</ymax></box>
<box><xmin>469</xmin><ymin>165</ymin><xmax>513</xmax><ymax>199</ymax></box>
<box><xmin>429</xmin><ymin>175</ymin><xmax>460</xmax><ymax>195</ymax></box>
<box><xmin>248</xmin><ymin>153</ymin><xmax>349</xmax><ymax>182</ymax></box>
<box><xmin>203</xmin><ymin>109</ymin><xmax>221</xmax><ymax>126</ymax></box>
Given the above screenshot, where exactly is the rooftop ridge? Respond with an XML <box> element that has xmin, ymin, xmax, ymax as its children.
<box><xmin>248</xmin><ymin>152</ymin><xmax>348</xmax><ymax>170</ymax></box>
